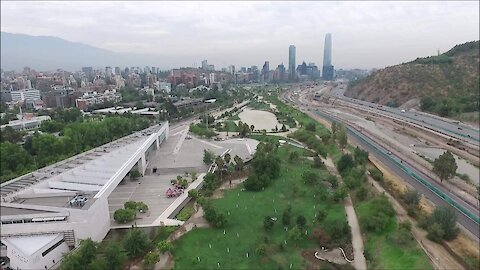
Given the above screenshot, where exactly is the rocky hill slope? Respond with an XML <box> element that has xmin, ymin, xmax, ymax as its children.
<box><xmin>345</xmin><ymin>41</ymin><xmax>479</xmax><ymax>119</ymax></box>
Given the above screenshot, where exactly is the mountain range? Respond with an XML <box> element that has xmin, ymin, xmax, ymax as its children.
<box><xmin>0</xmin><ymin>32</ymin><xmax>172</xmax><ymax>71</ymax></box>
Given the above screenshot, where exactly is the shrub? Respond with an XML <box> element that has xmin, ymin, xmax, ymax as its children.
<box><xmin>255</xmin><ymin>244</ymin><xmax>266</xmax><ymax>256</ymax></box>
<box><xmin>403</xmin><ymin>190</ymin><xmax>421</xmax><ymax>206</ymax></box>
<box><xmin>114</xmin><ymin>208</ymin><xmax>136</xmax><ymax>223</ymax></box>
<box><xmin>315</xmin><ymin>210</ymin><xmax>327</xmax><ymax>223</ymax></box>
<box><xmin>368</xmin><ymin>167</ymin><xmax>384</xmax><ymax>182</ymax></box>
<box><xmin>391</xmin><ymin>227</ymin><xmax>413</xmax><ymax>247</ymax></box>
<box><xmin>399</xmin><ymin>220</ymin><xmax>412</xmax><ymax>231</ymax></box>
<box><xmin>137</xmin><ymin>202</ymin><xmax>149</xmax><ymax>212</ymax></box>
<box><xmin>124</xmin><ymin>201</ymin><xmax>138</xmax><ymax>210</ymax></box>
<box><xmin>143</xmin><ymin>251</ymin><xmax>160</xmax><ymax>268</ymax></box>
<box><xmin>427</xmin><ymin>206</ymin><xmax>459</xmax><ymax>240</ymax></box>
<box><xmin>157</xmin><ymin>240</ymin><xmax>173</xmax><ymax>253</ymax></box>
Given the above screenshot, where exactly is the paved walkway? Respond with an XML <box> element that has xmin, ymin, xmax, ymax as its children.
<box><xmin>322</xmin><ymin>157</ymin><xmax>367</xmax><ymax>270</ymax></box>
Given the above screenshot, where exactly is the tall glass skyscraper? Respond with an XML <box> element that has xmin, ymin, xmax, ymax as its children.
<box><xmin>322</xmin><ymin>33</ymin><xmax>334</xmax><ymax>80</ymax></box>
<box><xmin>289</xmin><ymin>45</ymin><xmax>296</xmax><ymax>80</ymax></box>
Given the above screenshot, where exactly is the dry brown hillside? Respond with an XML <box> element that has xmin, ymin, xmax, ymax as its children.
<box><xmin>345</xmin><ymin>41</ymin><xmax>479</xmax><ymax>119</ymax></box>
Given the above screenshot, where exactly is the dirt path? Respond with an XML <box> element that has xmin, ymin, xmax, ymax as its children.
<box><xmin>367</xmin><ymin>165</ymin><xmax>465</xmax><ymax>270</ymax></box>
<box><xmin>322</xmin><ymin>156</ymin><xmax>367</xmax><ymax>270</ymax></box>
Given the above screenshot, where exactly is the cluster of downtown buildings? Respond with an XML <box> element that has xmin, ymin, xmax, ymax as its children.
<box><xmin>0</xmin><ymin>33</ymin><xmax>337</xmax><ymax>110</ymax></box>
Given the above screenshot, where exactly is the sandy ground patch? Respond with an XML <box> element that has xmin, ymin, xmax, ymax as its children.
<box><xmin>238</xmin><ymin>108</ymin><xmax>281</xmax><ymax>131</ymax></box>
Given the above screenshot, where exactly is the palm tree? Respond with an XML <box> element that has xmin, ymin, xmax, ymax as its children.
<box><xmin>224</xmin><ymin>153</ymin><xmax>231</xmax><ymax>164</ymax></box>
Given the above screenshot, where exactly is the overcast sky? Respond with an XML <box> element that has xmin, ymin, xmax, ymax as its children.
<box><xmin>1</xmin><ymin>1</ymin><xmax>479</xmax><ymax>70</ymax></box>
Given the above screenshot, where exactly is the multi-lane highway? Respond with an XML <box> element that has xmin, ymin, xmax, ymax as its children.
<box><xmin>282</xmin><ymin>85</ymin><xmax>480</xmax><ymax>240</ymax></box>
<box><xmin>330</xmin><ymin>83</ymin><xmax>480</xmax><ymax>147</ymax></box>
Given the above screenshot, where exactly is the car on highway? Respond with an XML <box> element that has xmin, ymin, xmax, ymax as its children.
<box><xmin>387</xmin><ymin>151</ymin><xmax>392</xmax><ymax>155</ymax></box>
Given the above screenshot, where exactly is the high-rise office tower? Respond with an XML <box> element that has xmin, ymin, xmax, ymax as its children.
<box><xmin>322</xmin><ymin>33</ymin><xmax>334</xmax><ymax>80</ymax></box>
<box><xmin>262</xmin><ymin>61</ymin><xmax>270</xmax><ymax>82</ymax></box>
<box><xmin>289</xmin><ymin>45</ymin><xmax>296</xmax><ymax>80</ymax></box>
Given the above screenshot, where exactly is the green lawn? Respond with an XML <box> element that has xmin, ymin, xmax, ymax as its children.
<box><xmin>216</xmin><ymin>120</ymin><xmax>239</xmax><ymax>132</ymax></box>
<box><xmin>172</xmin><ymin>145</ymin><xmax>347</xmax><ymax>269</ymax></box>
<box><xmin>356</xmin><ymin>200</ymin><xmax>433</xmax><ymax>270</ymax></box>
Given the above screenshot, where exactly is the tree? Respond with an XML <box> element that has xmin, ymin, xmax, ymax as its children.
<box><xmin>313</xmin><ymin>156</ymin><xmax>324</xmax><ymax>168</ymax></box>
<box><xmin>123</xmin><ymin>227</ymin><xmax>151</xmax><ymax>258</ymax></box>
<box><xmin>289</xmin><ymin>151</ymin><xmax>300</xmax><ymax>162</ymax></box>
<box><xmin>427</xmin><ymin>206</ymin><xmax>459</xmax><ymax>240</ymax></box>
<box><xmin>306</xmin><ymin>122</ymin><xmax>316</xmax><ymax>132</ymax></box>
<box><xmin>203</xmin><ymin>149</ymin><xmax>214</xmax><ymax>164</ymax></box>
<box><xmin>302</xmin><ymin>170</ymin><xmax>319</xmax><ymax>184</ymax></box>
<box><xmin>89</xmin><ymin>258</ymin><xmax>108</xmax><ymax>270</ymax></box>
<box><xmin>114</xmin><ymin>208</ymin><xmax>136</xmax><ymax>223</ymax></box>
<box><xmin>0</xmin><ymin>126</ymin><xmax>25</xmax><ymax>143</ymax></box>
<box><xmin>224</xmin><ymin>153</ymin><xmax>231</xmax><ymax>164</ymax></box>
<box><xmin>336</xmin><ymin>124</ymin><xmax>348</xmax><ymax>149</ymax></box>
<box><xmin>60</xmin><ymin>239</ymin><xmax>98</xmax><ymax>270</ymax></box>
<box><xmin>433</xmin><ymin>151</ymin><xmax>457</xmax><ymax>182</ymax></box>
<box><xmin>157</xmin><ymin>240</ymin><xmax>173</xmax><ymax>253</ymax></box>
<box><xmin>264</xmin><ymin>216</ymin><xmax>275</xmax><ymax>230</ymax></box>
<box><xmin>78</xmin><ymin>238</ymin><xmax>98</xmax><ymax>263</ymax></box>
<box><xmin>143</xmin><ymin>251</ymin><xmax>160</xmax><ymax>269</ymax></box>
<box><xmin>104</xmin><ymin>241</ymin><xmax>127</xmax><ymax>270</ymax></box>
<box><xmin>315</xmin><ymin>209</ymin><xmax>326</xmax><ymax>223</ymax></box>
<box><xmin>353</xmin><ymin>147</ymin><xmax>368</xmax><ymax>165</ymax></box>
<box><xmin>337</xmin><ymin>154</ymin><xmax>354</xmax><ymax>174</ymax></box>
<box><xmin>296</xmin><ymin>215</ymin><xmax>307</xmax><ymax>228</ymax></box>
<box><xmin>250</xmin><ymin>124</ymin><xmax>255</xmax><ymax>132</ymax></box>
<box><xmin>282</xmin><ymin>206</ymin><xmax>292</xmax><ymax>226</ymax></box>
<box><xmin>288</xmin><ymin>225</ymin><xmax>304</xmax><ymax>244</ymax></box>
<box><xmin>281</xmin><ymin>124</ymin><xmax>287</xmax><ymax>132</ymax></box>
<box><xmin>130</xmin><ymin>170</ymin><xmax>141</xmax><ymax>180</ymax></box>
<box><xmin>234</xmin><ymin>155</ymin><xmax>244</xmax><ymax>171</ymax></box>
<box><xmin>188</xmin><ymin>189</ymin><xmax>199</xmax><ymax>199</ymax></box>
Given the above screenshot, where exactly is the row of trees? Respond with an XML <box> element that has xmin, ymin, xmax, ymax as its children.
<box><xmin>1</xmin><ymin>115</ymin><xmax>151</xmax><ymax>183</ymax></box>
<box><xmin>61</xmin><ymin>226</ymin><xmax>175</xmax><ymax>270</ymax></box>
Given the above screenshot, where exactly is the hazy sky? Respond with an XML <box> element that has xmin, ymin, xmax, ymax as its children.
<box><xmin>1</xmin><ymin>1</ymin><xmax>479</xmax><ymax>69</ymax></box>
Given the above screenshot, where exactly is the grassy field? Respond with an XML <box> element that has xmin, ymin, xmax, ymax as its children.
<box><xmin>216</xmin><ymin>120</ymin><xmax>239</xmax><ymax>132</ymax></box>
<box><xmin>172</xmin><ymin>145</ymin><xmax>347</xmax><ymax>269</ymax></box>
<box><xmin>356</xmin><ymin>199</ymin><xmax>433</xmax><ymax>270</ymax></box>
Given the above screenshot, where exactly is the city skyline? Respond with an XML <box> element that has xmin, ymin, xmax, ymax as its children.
<box><xmin>1</xmin><ymin>1</ymin><xmax>479</xmax><ymax>70</ymax></box>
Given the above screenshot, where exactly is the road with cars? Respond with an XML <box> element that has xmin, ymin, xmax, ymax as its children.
<box><xmin>329</xmin><ymin>82</ymin><xmax>480</xmax><ymax>147</ymax></box>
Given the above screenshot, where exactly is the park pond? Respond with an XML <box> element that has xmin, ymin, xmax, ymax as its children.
<box><xmin>237</xmin><ymin>107</ymin><xmax>282</xmax><ymax>131</ymax></box>
<box><xmin>413</xmin><ymin>146</ymin><xmax>479</xmax><ymax>186</ymax></box>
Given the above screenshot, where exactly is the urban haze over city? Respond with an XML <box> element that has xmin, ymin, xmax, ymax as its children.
<box><xmin>0</xmin><ymin>1</ymin><xmax>479</xmax><ymax>270</ymax></box>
